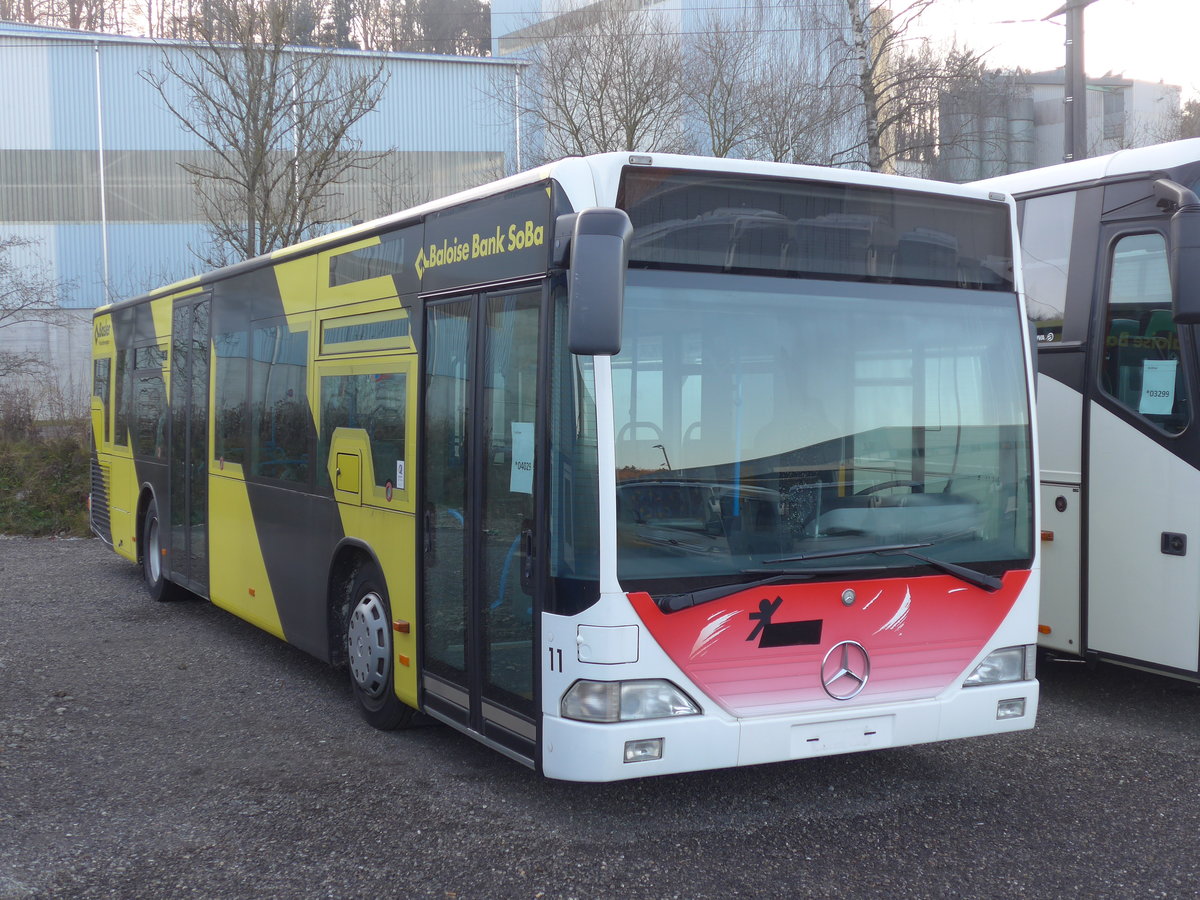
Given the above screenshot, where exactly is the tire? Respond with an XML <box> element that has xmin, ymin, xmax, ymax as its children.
<box><xmin>344</xmin><ymin>562</ymin><xmax>416</xmax><ymax>730</ymax></box>
<box><xmin>141</xmin><ymin>498</ymin><xmax>176</xmax><ymax>602</ymax></box>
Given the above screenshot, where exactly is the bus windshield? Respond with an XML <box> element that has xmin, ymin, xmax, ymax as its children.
<box><xmin>611</xmin><ymin>269</ymin><xmax>1034</xmax><ymax>593</ymax></box>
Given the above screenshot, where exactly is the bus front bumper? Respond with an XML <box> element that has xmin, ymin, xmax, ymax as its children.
<box><xmin>540</xmin><ymin>679</ymin><xmax>1039</xmax><ymax>782</ymax></box>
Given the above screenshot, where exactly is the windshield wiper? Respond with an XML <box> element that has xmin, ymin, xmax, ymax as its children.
<box><xmin>659</xmin><ymin>570</ymin><xmax>816</xmax><ymax>612</ymax></box>
<box><xmin>765</xmin><ymin>542</ymin><xmax>1003</xmax><ymax>593</ymax></box>
<box><xmin>766</xmin><ymin>541</ymin><xmax>935</xmax><ymax>564</ymax></box>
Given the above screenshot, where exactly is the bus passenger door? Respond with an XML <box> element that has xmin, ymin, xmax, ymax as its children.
<box><xmin>1087</xmin><ymin>229</ymin><xmax>1200</xmax><ymax>673</ymax></box>
<box><xmin>168</xmin><ymin>294</ymin><xmax>211</xmax><ymax>595</ymax></box>
<box><xmin>421</xmin><ymin>287</ymin><xmax>542</xmax><ymax>761</ymax></box>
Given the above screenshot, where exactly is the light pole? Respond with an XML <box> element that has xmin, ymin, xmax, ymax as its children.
<box><xmin>1046</xmin><ymin>0</ymin><xmax>1100</xmax><ymax>162</ymax></box>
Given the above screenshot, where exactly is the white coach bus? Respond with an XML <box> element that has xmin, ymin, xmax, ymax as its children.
<box><xmin>978</xmin><ymin>139</ymin><xmax>1200</xmax><ymax>680</ymax></box>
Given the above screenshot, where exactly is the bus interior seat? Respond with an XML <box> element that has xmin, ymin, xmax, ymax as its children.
<box><xmin>630</xmin><ymin>217</ymin><xmax>733</xmax><ymax>268</ymax></box>
<box><xmin>788</xmin><ymin>217</ymin><xmax>874</xmax><ymax>276</ymax></box>
<box><xmin>893</xmin><ymin>228</ymin><xmax>959</xmax><ymax>282</ymax></box>
<box><xmin>727</xmin><ymin>219</ymin><xmax>792</xmax><ymax>271</ymax></box>
<box><xmin>1144</xmin><ymin>308</ymin><xmax>1175</xmax><ymax>342</ymax></box>
<box><xmin>954</xmin><ymin>255</ymin><xmax>1009</xmax><ymax>290</ymax></box>
<box><xmin>1101</xmin><ymin>317</ymin><xmax>1139</xmax><ymax>396</ymax></box>
<box><xmin>616</xmin><ymin>421</ymin><xmax>671</xmax><ymax>473</ymax></box>
<box><xmin>679</xmin><ymin>421</ymin><xmax>703</xmax><ymax>470</ymax></box>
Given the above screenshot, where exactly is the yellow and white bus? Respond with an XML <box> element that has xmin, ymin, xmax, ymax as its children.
<box><xmin>91</xmin><ymin>153</ymin><xmax>1040</xmax><ymax>781</ymax></box>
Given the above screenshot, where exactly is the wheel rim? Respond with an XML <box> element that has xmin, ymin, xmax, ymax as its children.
<box><xmin>146</xmin><ymin>515</ymin><xmax>161</xmax><ymax>583</ymax></box>
<box><xmin>347</xmin><ymin>590</ymin><xmax>390</xmax><ymax>699</ymax></box>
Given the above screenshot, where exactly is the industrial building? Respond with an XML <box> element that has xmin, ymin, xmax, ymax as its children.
<box><xmin>0</xmin><ymin>20</ymin><xmax>522</xmax><ymax>310</ymax></box>
<box><xmin>894</xmin><ymin>69</ymin><xmax>1181</xmax><ymax>182</ymax></box>
<box><xmin>0</xmin><ymin>20</ymin><xmax>521</xmax><ymax>410</ymax></box>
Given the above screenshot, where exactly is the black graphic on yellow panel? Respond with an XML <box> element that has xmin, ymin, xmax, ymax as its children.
<box><xmin>213</xmin><ymin>264</ymin><xmax>347</xmax><ymax>662</ymax></box>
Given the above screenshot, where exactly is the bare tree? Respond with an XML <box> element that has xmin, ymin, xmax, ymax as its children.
<box><xmin>826</xmin><ymin>0</ymin><xmax>988</xmax><ymax>172</ymax></box>
<box><xmin>747</xmin><ymin>76</ymin><xmax>844</xmax><ymax>165</ymax></box>
<box><xmin>0</xmin><ymin>236</ymin><xmax>69</xmax><ymax>381</ymax></box>
<box><xmin>1182</xmin><ymin>99</ymin><xmax>1200</xmax><ymax>139</ymax></box>
<box><xmin>496</xmin><ymin>0</ymin><xmax>691</xmax><ymax>162</ymax></box>
<box><xmin>1089</xmin><ymin>107</ymin><xmax>1177</xmax><ymax>156</ymax></box>
<box><xmin>404</xmin><ymin>0</ymin><xmax>487</xmax><ymax>55</ymax></box>
<box><xmin>896</xmin><ymin>42</ymin><xmax>1012</xmax><ymax>174</ymax></box>
<box><xmin>1</xmin><ymin>0</ymin><xmax>124</xmax><ymax>30</ymax></box>
<box><xmin>142</xmin><ymin>0</ymin><xmax>390</xmax><ymax>267</ymax></box>
<box><xmin>1156</xmin><ymin>98</ymin><xmax>1200</xmax><ymax>143</ymax></box>
<box><xmin>738</xmin><ymin>4</ymin><xmax>857</xmax><ymax>166</ymax></box>
<box><xmin>680</xmin><ymin>8</ymin><xmax>760</xmax><ymax>158</ymax></box>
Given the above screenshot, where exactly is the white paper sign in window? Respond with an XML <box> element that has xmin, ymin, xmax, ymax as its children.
<box><xmin>510</xmin><ymin>422</ymin><xmax>534</xmax><ymax>494</ymax></box>
<box><xmin>1139</xmin><ymin>359</ymin><xmax>1177</xmax><ymax>416</ymax></box>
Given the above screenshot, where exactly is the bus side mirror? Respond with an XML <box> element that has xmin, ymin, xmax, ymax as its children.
<box><xmin>567</xmin><ymin>207</ymin><xmax>633</xmax><ymax>356</ymax></box>
<box><xmin>1155</xmin><ymin>179</ymin><xmax>1200</xmax><ymax>324</ymax></box>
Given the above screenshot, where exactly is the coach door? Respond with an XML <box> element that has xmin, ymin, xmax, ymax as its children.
<box><xmin>421</xmin><ymin>286</ymin><xmax>543</xmax><ymax>761</ymax></box>
<box><xmin>1087</xmin><ymin>228</ymin><xmax>1200</xmax><ymax>673</ymax></box>
<box><xmin>168</xmin><ymin>294</ymin><xmax>211</xmax><ymax>594</ymax></box>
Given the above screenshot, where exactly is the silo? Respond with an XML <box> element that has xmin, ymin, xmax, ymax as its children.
<box><xmin>980</xmin><ymin>84</ymin><xmax>1009</xmax><ymax>179</ymax></box>
<box><xmin>1008</xmin><ymin>95</ymin><xmax>1036</xmax><ymax>173</ymax></box>
<box><xmin>939</xmin><ymin>90</ymin><xmax>977</xmax><ymax>183</ymax></box>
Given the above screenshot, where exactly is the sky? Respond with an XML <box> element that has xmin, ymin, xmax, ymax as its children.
<box><xmin>916</xmin><ymin>0</ymin><xmax>1200</xmax><ymax>100</ymax></box>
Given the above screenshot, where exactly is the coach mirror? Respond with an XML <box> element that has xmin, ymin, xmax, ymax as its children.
<box><xmin>1155</xmin><ymin>179</ymin><xmax>1200</xmax><ymax>324</ymax></box>
<box><xmin>565</xmin><ymin>207</ymin><xmax>633</xmax><ymax>356</ymax></box>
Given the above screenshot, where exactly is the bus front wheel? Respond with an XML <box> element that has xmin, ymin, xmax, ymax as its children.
<box><xmin>344</xmin><ymin>562</ymin><xmax>416</xmax><ymax>730</ymax></box>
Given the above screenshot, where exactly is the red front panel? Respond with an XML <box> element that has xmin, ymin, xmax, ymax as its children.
<box><xmin>628</xmin><ymin>571</ymin><xmax>1030</xmax><ymax>717</ymax></box>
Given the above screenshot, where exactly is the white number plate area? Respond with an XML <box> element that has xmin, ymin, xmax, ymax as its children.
<box><xmin>790</xmin><ymin>716</ymin><xmax>895</xmax><ymax>758</ymax></box>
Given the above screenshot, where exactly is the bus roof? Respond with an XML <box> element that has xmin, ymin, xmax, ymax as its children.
<box><xmin>104</xmin><ymin>152</ymin><xmax>1014</xmax><ymax>314</ymax></box>
<box><xmin>972</xmin><ymin>138</ymin><xmax>1200</xmax><ymax>197</ymax></box>
<box><xmin>284</xmin><ymin>152</ymin><xmax>1011</xmax><ymax>260</ymax></box>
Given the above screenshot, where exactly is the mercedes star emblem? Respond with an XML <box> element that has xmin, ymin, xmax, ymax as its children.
<box><xmin>820</xmin><ymin>640</ymin><xmax>871</xmax><ymax>700</ymax></box>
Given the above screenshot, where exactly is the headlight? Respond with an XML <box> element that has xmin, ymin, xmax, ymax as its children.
<box><xmin>964</xmin><ymin>645</ymin><xmax>1036</xmax><ymax>686</ymax></box>
<box><xmin>561</xmin><ymin>679</ymin><xmax>701</xmax><ymax>722</ymax></box>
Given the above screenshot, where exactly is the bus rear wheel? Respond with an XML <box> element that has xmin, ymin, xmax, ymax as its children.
<box><xmin>141</xmin><ymin>498</ymin><xmax>176</xmax><ymax>602</ymax></box>
<box><xmin>345</xmin><ymin>562</ymin><xmax>416</xmax><ymax>730</ymax></box>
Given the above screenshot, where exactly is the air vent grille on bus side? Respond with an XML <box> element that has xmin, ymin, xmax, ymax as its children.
<box><xmin>90</xmin><ymin>457</ymin><xmax>112</xmax><ymax>545</ymax></box>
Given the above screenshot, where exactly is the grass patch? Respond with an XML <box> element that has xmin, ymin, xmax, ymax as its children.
<box><xmin>0</xmin><ymin>435</ymin><xmax>91</xmax><ymax>537</ymax></box>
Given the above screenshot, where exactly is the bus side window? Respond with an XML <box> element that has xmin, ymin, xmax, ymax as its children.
<box><xmin>317</xmin><ymin>371</ymin><xmax>407</xmax><ymax>490</ymax></box>
<box><xmin>1100</xmin><ymin>232</ymin><xmax>1188</xmax><ymax>434</ymax></box>
<box><xmin>93</xmin><ymin>357</ymin><xmax>111</xmax><ymax>444</ymax></box>
<box><xmin>214</xmin><ymin>329</ymin><xmax>249</xmax><ymax>466</ymax></box>
<box><xmin>250</xmin><ymin>322</ymin><xmax>311</xmax><ymax>483</ymax></box>
<box><xmin>132</xmin><ymin>344</ymin><xmax>168</xmax><ymax>458</ymax></box>
<box><xmin>114</xmin><ymin>347</ymin><xmax>131</xmax><ymax>448</ymax></box>
<box><xmin>1019</xmin><ymin>192</ymin><xmax>1075</xmax><ymax>345</ymax></box>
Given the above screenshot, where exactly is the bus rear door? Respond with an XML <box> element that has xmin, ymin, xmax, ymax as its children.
<box><xmin>168</xmin><ymin>293</ymin><xmax>211</xmax><ymax>595</ymax></box>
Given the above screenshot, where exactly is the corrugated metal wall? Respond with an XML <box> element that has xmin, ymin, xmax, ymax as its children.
<box><xmin>0</xmin><ymin>24</ymin><xmax>522</xmax><ymax>309</ymax></box>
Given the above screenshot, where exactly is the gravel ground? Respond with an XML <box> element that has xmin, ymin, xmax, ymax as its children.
<box><xmin>2</xmin><ymin>535</ymin><xmax>1199</xmax><ymax>899</ymax></box>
